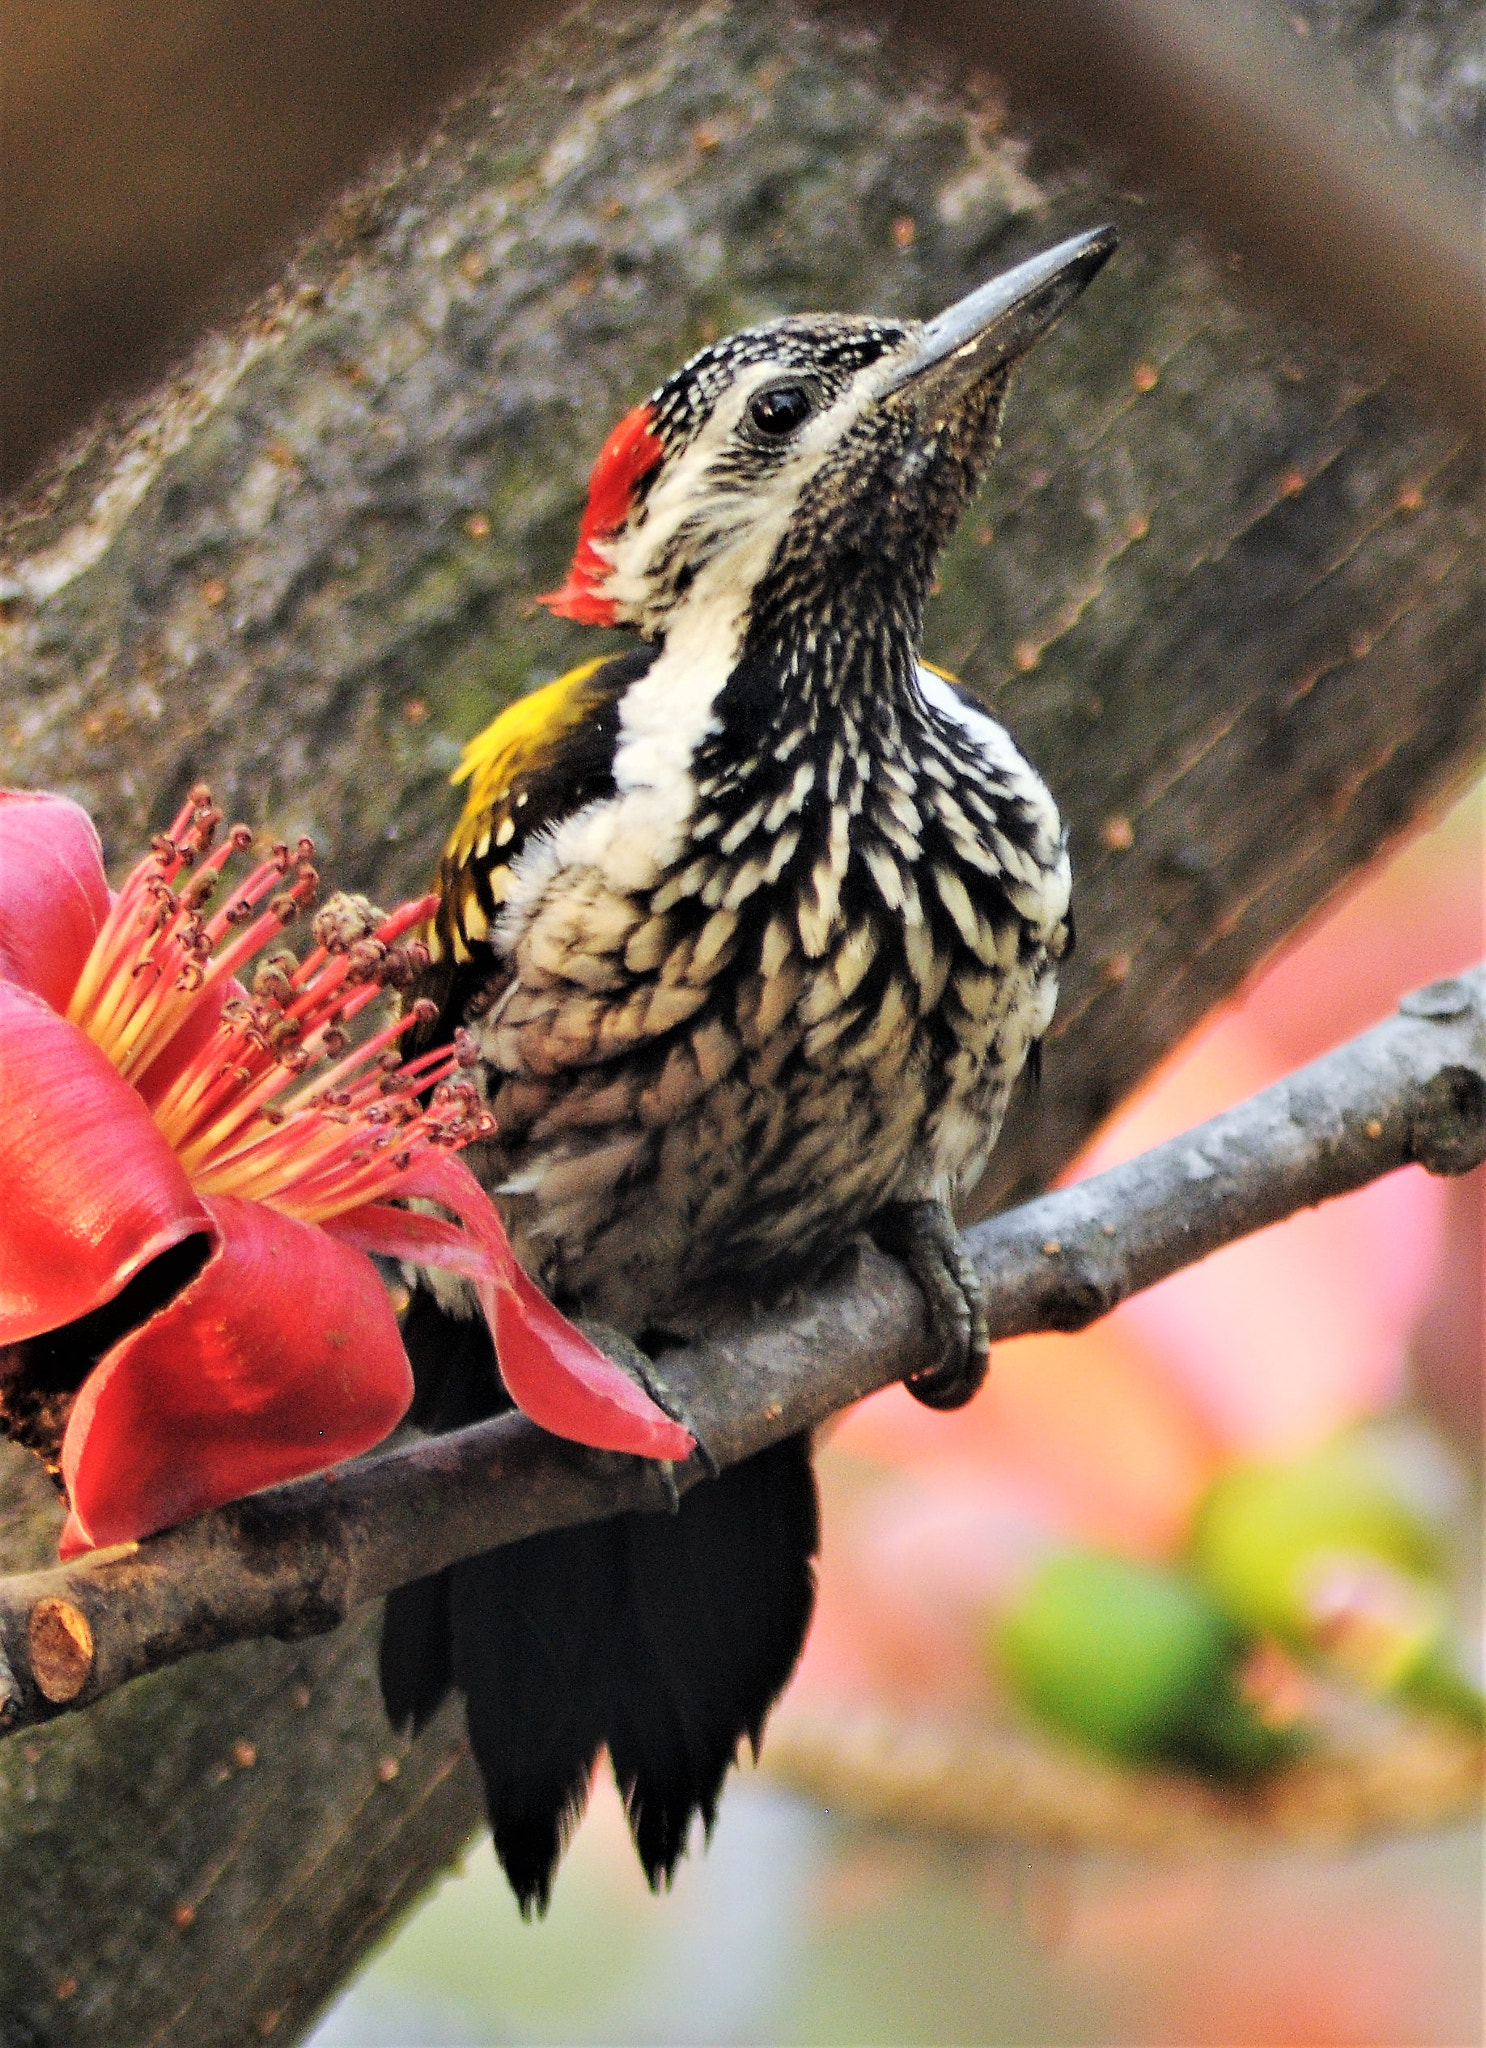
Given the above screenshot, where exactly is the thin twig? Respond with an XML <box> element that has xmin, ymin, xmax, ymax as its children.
<box><xmin>0</xmin><ymin>970</ymin><xmax>1480</xmax><ymax>1735</ymax></box>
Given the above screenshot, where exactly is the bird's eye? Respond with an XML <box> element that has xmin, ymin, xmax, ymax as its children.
<box><xmin>746</xmin><ymin>383</ymin><xmax>814</xmax><ymax>440</ymax></box>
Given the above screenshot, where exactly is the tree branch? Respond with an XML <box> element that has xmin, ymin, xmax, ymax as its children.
<box><xmin>0</xmin><ymin>7</ymin><xmax>1480</xmax><ymax>2033</ymax></box>
<box><xmin>2</xmin><ymin>968</ymin><xmax>1479</xmax><ymax>1736</ymax></box>
<box><xmin>761</xmin><ymin>1701</ymin><xmax>1486</xmax><ymax>1852</ymax></box>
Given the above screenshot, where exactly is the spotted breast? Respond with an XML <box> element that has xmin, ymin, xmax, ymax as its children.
<box><xmin>432</xmin><ymin>644</ymin><xmax>1069</xmax><ymax>1340</ymax></box>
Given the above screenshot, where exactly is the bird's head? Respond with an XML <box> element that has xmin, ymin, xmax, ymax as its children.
<box><xmin>541</xmin><ymin>225</ymin><xmax>1117</xmax><ymax>650</ymax></box>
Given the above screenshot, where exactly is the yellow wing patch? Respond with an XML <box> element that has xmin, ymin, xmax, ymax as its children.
<box><xmin>435</xmin><ymin>656</ymin><xmax>616</xmax><ymax>964</ymax></box>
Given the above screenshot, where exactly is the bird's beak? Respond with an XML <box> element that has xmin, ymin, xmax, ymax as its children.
<box><xmin>881</xmin><ymin>225</ymin><xmax>1119</xmax><ymax>407</ymax></box>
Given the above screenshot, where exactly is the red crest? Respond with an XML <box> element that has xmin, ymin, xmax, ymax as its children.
<box><xmin>539</xmin><ymin>402</ymin><xmax>665</xmax><ymax>625</ymax></box>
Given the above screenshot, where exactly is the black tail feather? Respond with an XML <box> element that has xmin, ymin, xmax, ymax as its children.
<box><xmin>378</xmin><ymin>1291</ymin><xmax>819</xmax><ymax>1913</ymax></box>
<box><xmin>451</xmin><ymin>1521</ymin><xmax>618</xmax><ymax>1916</ymax></box>
<box><xmin>379</xmin><ymin>1288</ymin><xmax>510</xmax><ymax>1737</ymax></box>
<box><xmin>380</xmin><ymin>1563</ymin><xmax>452</xmax><ymax>1736</ymax></box>
<box><xmin>607</xmin><ymin>1433</ymin><xmax>818</xmax><ymax>1888</ymax></box>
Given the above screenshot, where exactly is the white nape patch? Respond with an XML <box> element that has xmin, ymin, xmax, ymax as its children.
<box><xmin>500</xmin><ymin>608</ymin><xmax>740</xmax><ymax>935</ymax></box>
<box><xmin>916</xmin><ymin>665</ymin><xmax>1064</xmax><ymax>854</ymax></box>
<box><xmin>609</xmin><ymin>611</ymin><xmax>739</xmax><ymax>812</ymax></box>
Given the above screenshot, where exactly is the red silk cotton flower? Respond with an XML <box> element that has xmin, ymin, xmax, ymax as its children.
<box><xmin>0</xmin><ymin>786</ymin><xmax>691</xmax><ymax>1559</ymax></box>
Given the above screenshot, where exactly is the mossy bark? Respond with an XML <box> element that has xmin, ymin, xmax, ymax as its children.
<box><xmin>0</xmin><ymin>2</ymin><xmax>1479</xmax><ymax>2040</ymax></box>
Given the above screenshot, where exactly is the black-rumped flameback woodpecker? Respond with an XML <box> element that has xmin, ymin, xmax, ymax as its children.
<box><xmin>381</xmin><ymin>226</ymin><xmax>1118</xmax><ymax>1912</ymax></box>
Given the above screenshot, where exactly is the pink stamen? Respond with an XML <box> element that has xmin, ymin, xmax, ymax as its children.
<box><xmin>65</xmin><ymin>789</ymin><xmax>482</xmax><ymax>1228</ymax></box>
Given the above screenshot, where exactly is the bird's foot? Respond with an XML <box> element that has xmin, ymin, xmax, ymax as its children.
<box><xmin>869</xmin><ymin>1199</ymin><xmax>990</xmax><ymax>1411</ymax></box>
<box><xmin>572</xmin><ymin>1319</ymin><xmax>713</xmax><ymax>1497</ymax></box>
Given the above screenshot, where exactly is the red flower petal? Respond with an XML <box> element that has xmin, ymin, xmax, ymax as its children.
<box><xmin>342</xmin><ymin>1157</ymin><xmax>695</xmax><ymax>1461</ymax></box>
<box><xmin>322</xmin><ymin>1201</ymin><xmax>487</xmax><ymax>1277</ymax></box>
<box><xmin>0</xmin><ymin>984</ymin><xmax>212</xmax><ymax>1344</ymax></box>
<box><xmin>0</xmin><ymin>789</ymin><xmax>110</xmax><ymax>1011</ymax></box>
<box><xmin>59</xmin><ymin>1193</ymin><xmax>413</xmax><ymax>1554</ymax></box>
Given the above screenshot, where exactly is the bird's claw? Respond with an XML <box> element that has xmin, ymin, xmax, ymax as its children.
<box><xmin>572</xmin><ymin>1318</ymin><xmax>715</xmax><ymax>1485</ymax></box>
<box><xmin>870</xmin><ymin>1199</ymin><xmax>990</xmax><ymax>1411</ymax></box>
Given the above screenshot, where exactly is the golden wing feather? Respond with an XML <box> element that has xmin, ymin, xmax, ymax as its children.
<box><xmin>433</xmin><ymin>656</ymin><xmax>622</xmax><ymax>966</ymax></box>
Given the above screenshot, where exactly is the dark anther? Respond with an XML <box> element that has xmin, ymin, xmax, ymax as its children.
<box><xmin>180</xmin><ymin>871</ymin><xmax>218</xmax><ymax>911</ymax></box>
<box><xmin>271</xmin><ymin>892</ymin><xmax>300</xmax><ymax>924</ymax></box>
<box><xmin>229</xmin><ymin>823</ymin><xmax>255</xmax><ymax>853</ymax></box>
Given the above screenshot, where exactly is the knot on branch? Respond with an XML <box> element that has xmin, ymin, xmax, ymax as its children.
<box><xmin>1398</xmin><ymin>978</ymin><xmax>1476</xmax><ymax>1022</ymax></box>
<box><xmin>1030</xmin><ymin>1240</ymin><xmax>1120</xmax><ymax>1332</ymax></box>
<box><xmin>1410</xmin><ymin>1064</ymin><xmax>1486</xmax><ymax>1177</ymax></box>
<box><xmin>1044</xmin><ymin>1267</ymin><xmax>1118</xmax><ymax>1331</ymax></box>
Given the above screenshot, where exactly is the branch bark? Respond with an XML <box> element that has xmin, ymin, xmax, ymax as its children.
<box><xmin>1</xmin><ymin>968</ymin><xmax>1480</xmax><ymax>1735</ymax></box>
<box><xmin>0</xmin><ymin>3</ymin><xmax>1480</xmax><ymax>2040</ymax></box>
<box><xmin>761</xmin><ymin>1702</ymin><xmax>1486</xmax><ymax>1853</ymax></box>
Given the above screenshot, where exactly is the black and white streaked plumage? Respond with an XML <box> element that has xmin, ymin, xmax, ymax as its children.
<box><xmin>382</xmin><ymin>226</ymin><xmax>1117</xmax><ymax>1913</ymax></box>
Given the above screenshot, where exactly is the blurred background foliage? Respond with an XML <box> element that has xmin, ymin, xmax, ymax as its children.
<box><xmin>1</xmin><ymin>2</ymin><xmax>1480</xmax><ymax>2043</ymax></box>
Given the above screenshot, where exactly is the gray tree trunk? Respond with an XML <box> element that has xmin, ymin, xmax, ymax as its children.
<box><xmin>0</xmin><ymin>2</ymin><xmax>1479</xmax><ymax>2040</ymax></box>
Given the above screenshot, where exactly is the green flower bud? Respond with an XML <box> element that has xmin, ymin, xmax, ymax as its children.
<box><xmin>992</xmin><ymin>1549</ymin><xmax>1294</xmax><ymax>1778</ymax></box>
<box><xmin>1191</xmin><ymin>1434</ymin><xmax>1446</xmax><ymax>1645</ymax></box>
